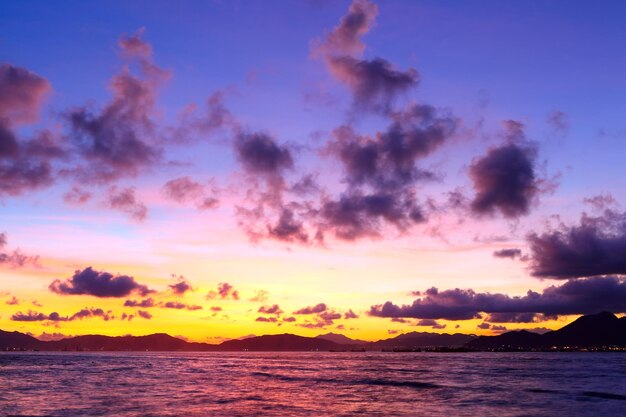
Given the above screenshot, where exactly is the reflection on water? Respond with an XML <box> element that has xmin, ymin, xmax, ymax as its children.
<box><xmin>1</xmin><ymin>352</ymin><xmax>625</xmax><ymax>416</ymax></box>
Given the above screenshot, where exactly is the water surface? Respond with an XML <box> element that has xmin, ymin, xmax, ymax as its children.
<box><xmin>1</xmin><ymin>352</ymin><xmax>625</xmax><ymax>416</ymax></box>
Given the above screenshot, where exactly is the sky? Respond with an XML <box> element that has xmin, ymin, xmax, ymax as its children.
<box><xmin>1</xmin><ymin>0</ymin><xmax>626</xmax><ymax>343</ymax></box>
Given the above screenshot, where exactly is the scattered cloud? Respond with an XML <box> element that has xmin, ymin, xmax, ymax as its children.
<box><xmin>49</xmin><ymin>266</ymin><xmax>154</xmax><ymax>298</ymax></box>
<box><xmin>369</xmin><ymin>276</ymin><xmax>626</xmax><ymax>320</ymax></box>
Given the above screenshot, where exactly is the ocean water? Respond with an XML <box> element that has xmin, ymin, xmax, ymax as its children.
<box><xmin>1</xmin><ymin>352</ymin><xmax>625</xmax><ymax>416</ymax></box>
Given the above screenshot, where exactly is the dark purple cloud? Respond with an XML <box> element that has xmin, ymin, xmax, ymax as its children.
<box><xmin>493</xmin><ymin>248</ymin><xmax>522</xmax><ymax>259</ymax></box>
<box><xmin>369</xmin><ymin>276</ymin><xmax>626</xmax><ymax>321</ymax></box>
<box><xmin>168</xmin><ymin>275</ymin><xmax>193</xmax><ymax>295</ymax></box>
<box><xmin>206</xmin><ymin>282</ymin><xmax>240</xmax><ymax>300</ymax></box>
<box><xmin>258</xmin><ymin>304</ymin><xmax>283</xmax><ymax>315</ymax></box>
<box><xmin>344</xmin><ymin>309</ymin><xmax>359</xmax><ymax>319</ymax></box>
<box><xmin>485</xmin><ymin>312</ymin><xmax>538</xmax><ymax>323</ymax></box>
<box><xmin>10</xmin><ymin>310</ymin><xmax>48</xmax><ymax>321</ymax></box>
<box><xmin>329</xmin><ymin>106</ymin><xmax>457</xmax><ymax>191</ymax></box>
<box><xmin>415</xmin><ymin>318</ymin><xmax>446</xmax><ymax>329</ymax></box>
<box><xmin>163</xmin><ymin>301</ymin><xmax>202</xmax><ymax>311</ymax></box>
<box><xmin>267</xmin><ymin>208</ymin><xmax>309</xmax><ymax>243</ymax></box>
<box><xmin>314</xmin><ymin>0</ymin><xmax>416</xmax><ymax>113</ymax></box>
<box><xmin>106</xmin><ymin>186</ymin><xmax>148</xmax><ymax>221</ymax></box>
<box><xmin>234</xmin><ymin>132</ymin><xmax>293</xmax><ymax>180</ymax></box>
<box><xmin>255</xmin><ymin>316</ymin><xmax>278</xmax><ymax>323</ymax></box>
<box><xmin>328</xmin><ymin>57</ymin><xmax>418</xmax><ymax>113</ymax></box>
<box><xmin>137</xmin><ymin>310</ymin><xmax>152</xmax><ymax>319</ymax></box>
<box><xmin>319</xmin><ymin>190</ymin><xmax>425</xmax><ymax>240</ymax></box>
<box><xmin>318</xmin><ymin>104</ymin><xmax>457</xmax><ymax>241</ymax></box>
<box><xmin>528</xmin><ymin>209</ymin><xmax>626</xmax><ymax>279</ymax></box>
<box><xmin>124</xmin><ymin>297</ymin><xmax>157</xmax><ymax>308</ymax></box>
<box><xmin>65</xmin><ymin>32</ymin><xmax>168</xmax><ymax>183</ymax></box>
<box><xmin>49</xmin><ymin>266</ymin><xmax>154</xmax><ymax>298</ymax></box>
<box><xmin>11</xmin><ymin>307</ymin><xmax>114</xmax><ymax>322</ymax></box>
<box><xmin>0</xmin><ymin>64</ymin><xmax>61</xmax><ymax>197</ymax></box>
<box><xmin>469</xmin><ymin>121</ymin><xmax>541</xmax><ymax>218</ymax></box>
<box><xmin>293</xmin><ymin>303</ymin><xmax>327</xmax><ymax>315</ymax></box>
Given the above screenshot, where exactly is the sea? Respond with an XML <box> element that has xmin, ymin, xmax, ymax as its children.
<box><xmin>1</xmin><ymin>351</ymin><xmax>625</xmax><ymax>416</ymax></box>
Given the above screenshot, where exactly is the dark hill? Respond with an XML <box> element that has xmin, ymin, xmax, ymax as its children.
<box><xmin>316</xmin><ymin>332</ymin><xmax>367</xmax><ymax>345</ymax></box>
<box><xmin>0</xmin><ymin>329</ymin><xmax>42</xmax><ymax>350</ymax></box>
<box><xmin>218</xmin><ymin>334</ymin><xmax>341</xmax><ymax>351</ymax></box>
<box><xmin>371</xmin><ymin>332</ymin><xmax>476</xmax><ymax>349</ymax></box>
<box><xmin>468</xmin><ymin>312</ymin><xmax>626</xmax><ymax>350</ymax></box>
<box><xmin>466</xmin><ymin>330</ymin><xmax>543</xmax><ymax>350</ymax></box>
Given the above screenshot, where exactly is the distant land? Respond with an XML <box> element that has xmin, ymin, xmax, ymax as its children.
<box><xmin>2</xmin><ymin>312</ymin><xmax>626</xmax><ymax>352</ymax></box>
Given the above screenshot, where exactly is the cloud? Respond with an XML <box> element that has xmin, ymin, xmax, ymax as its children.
<box><xmin>49</xmin><ymin>266</ymin><xmax>154</xmax><ymax>298</ymax></box>
<box><xmin>137</xmin><ymin>310</ymin><xmax>152</xmax><ymax>319</ymax></box>
<box><xmin>493</xmin><ymin>248</ymin><xmax>522</xmax><ymax>259</ymax></box>
<box><xmin>469</xmin><ymin>121</ymin><xmax>542</xmax><ymax>218</ymax></box>
<box><xmin>344</xmin><ymin>309</ymin><xmax>359</xmax><ymax>319</ymax></box>
<box><xmin>0</xmin><ymin>64</ymin><xmax>60</xmax><ymax>197</ymax></box>
<box><xmin>327</xmin><ymin>57</ymin><xmax>418</xmax><ymax>113</ymax></box>
<box><xmin>168</xmin><ymin>275</ymin><xmax>193</xmax><ymax>295</ymax></box>
<box><xmin>10</xmin><ymin>310</ymin><xmax>48</xmax><ymax>321</ymax></box>
<box><xmin>106</xmin><ymin>186</ymin><xmax>148</xmax><ymax>221</ymax></box>
<box><xmin>312</xmin><ymin>0</ymin><xmax>378</xmax><ymax>57</ymax></box>
<box><xmin>5</xmin><ymin>295</ymin><xmax>19</xmax><ymax>305</ymax></box>
<box><xmin>293</xmin><ymin>303</ymin><xmax>327</xmax><ymax>315</ymax></box>
<box><xmin>547</xmin><ymin>110</ymin><xmax>569</xmax><ymax>136</ymax></box>
<box><xmin>11</xmin><ymin>307</ymin><xmax>114</xmax><ymax>322</ymax></box>
<box><xmin>63</xmin><ymin>186</ymin><xmax>92</xmax><ymax>205</ymax></box>
<box><xmin>163</xmin><ymin>301</ymin><xmax>202</xmax><ymax>311</ymax></box>
<box><xmin>319</xmin><ymin>104</ymin><xmax>456</xmax><ymax>241</ymax></box>
<box><xmin>319</xmin><ymin>190</ymin><xmax>425</xmax><ymax>241</ymax></box>
<box><xmin>249</xmin><ymin>290</ymin><xmax>269</xmax><ymax>302</ymax></box>
<box><xmin>329</xmin><ymin>106</ymin><xmax>457</xmax><ymax>191</ymax></box>
<box><xmin>313</xmin><ymin>0</ymin><xmax>417</xmax><ymax>113</ymax></box>
<box><xmin>258</xmin><ymin>304</ymin><xmax>283</xmax><ymax>315</ymax></box>
<box><xmin>124</xmin><ymin>297</ymin><xmax>157</xmax><ymax>308</ymax></box>
<box><xmin>415</xmin><ymin>318</ymin><xmax>446</xmax><ymax>329</ymax></box>
<box><xmin>65</xmin><ymin>31</ymin><xmax>168</xmax><ymax>183</ymax></box>
<box><xmin>163</xmin><ymin>176</ymin><xmax>204</xmax><ymax>202</ymax></box>
<box><xmin>528</xmin><ymin>210</ymin><xmax>626</xmax><ymax>279</ymax></box>
<box><xmin>368</xmin><ymin>276</ymin><xmax>626</xmax><ymax>320</ymax></box>
<box><xmin>162</xmin><ymin>176</ymin><xmax>219</xmax><ymax>210</ymax></box>
<box><xmin>0</xmin><ymin>232</ymin><xmax>40</xmax><ymax>268</ymax></box>
<box><xmin>267</xmin><ymin>208</ymin><xmax>309</xmax><ymax>243</ymax></box>
<box><xmin>255</xmin><ymin>316</ymin><xmax>278</xmax><ymax>323</ymax></box>
<box><xmin>0</xmin><ymin>63</ymin><xmax>51</xmax><ymax>126</ymax></box>
<box><xmin>234</xmin><ymin>132</ymin><xmax>293</xmax><ymax>183</ymax></box>
<box><xmin>583</xmin><ymin>193</ymin><xmax>617</xmax><ymax>211</ymax></box>
<box><xmin>206</xmin><ymin>282</ymin><xmax>240</xmax><ymax>300</ymax></box>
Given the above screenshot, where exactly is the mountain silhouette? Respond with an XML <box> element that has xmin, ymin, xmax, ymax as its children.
<box><xmin>316</xmin><ymin>332</ymin><xmax>367</xmax><ymax>345</ymax></box>
<box><xmin>468</xmin><ymin>311</ymin><xmax>626</xmax><ymax>350</ymax></box>
<box><xmin>2</xmin><ymin>312</ymin><xmax>625</xmax><ymax>351</ymax></box>
<box><xmin>370</xmin><ymin>331</ymin><xmax>476</xmax><ymax>349</ymax></box>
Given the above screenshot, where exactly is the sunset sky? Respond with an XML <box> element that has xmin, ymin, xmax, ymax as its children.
<box><xmin>1</xmin><ymin>0</ymin><xmax>625</xmax><ymax>343</ymax></box>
